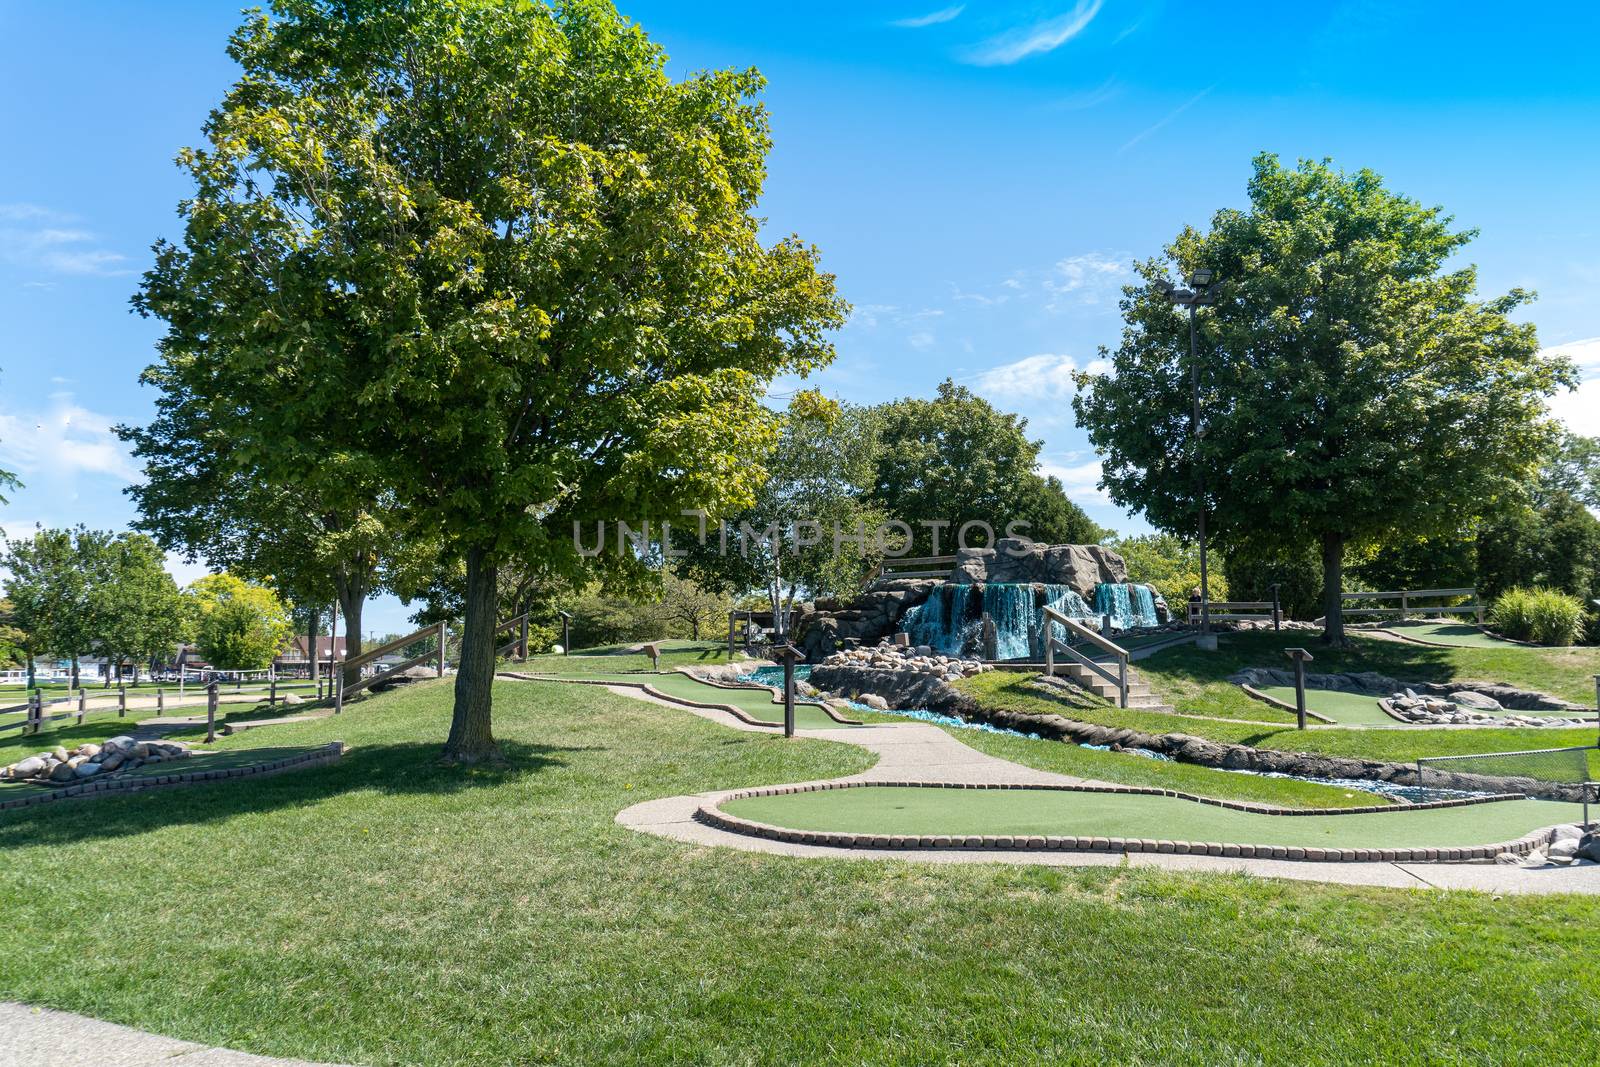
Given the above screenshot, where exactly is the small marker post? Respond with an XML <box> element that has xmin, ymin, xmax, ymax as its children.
<box><xmin>774</xmin><ymin>643</ymin><xmax>802</xmax><ymax>739</ymax></box>
<box><xmin>1285</xmin><ymin>647</ymin><xmax>1314</xmax><ymax>731</ymax></box>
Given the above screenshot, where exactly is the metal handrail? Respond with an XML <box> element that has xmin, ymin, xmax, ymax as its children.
<box><xmin>1042</xmin><ymin>607</ymin><xmax>1129</xmax><ymax>708</ymax></box>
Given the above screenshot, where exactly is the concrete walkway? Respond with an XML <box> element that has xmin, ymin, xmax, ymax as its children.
<box><xmin>0</xmin><ymin>1002</ymin><xmax>352</xmax><ymax>1067</ymax></box>
<box><xmin>585</xmin><ymin>682</ymin><xmax>1600</xmax><ymax>896</ymax></box>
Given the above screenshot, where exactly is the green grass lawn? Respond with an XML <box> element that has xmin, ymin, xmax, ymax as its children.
<box><xmin>848</xmin><ymin>708</ymin><xmax>1383</xmax><ymax>809</ymax></box>
<box><xmin>1254</xmin><ymin>685</ymin><xmax>1396</xmax><ymax>726</ymax></box>
<box><xmin>3</xmin><ymin>678</ymin><xmax>1600</xmax><ymax>1064</ymax></box>
<box><xmin>1379</xmin><ymin>621</ymin><xmax>1530</xmax><ymax>648</ymax></box>
<box><xmin>522</xmin><ymin>672</ymin><xmax>849</xmax><ymax>730</ymax></box>
<box><xmin>721</xmin><ymin>785</ymin><xmax>1583</xmax><ymax>849</ymax></box>
<box><xmin>518</xmin><ymin>641</ymin><xmax>745</xmax><ymax>676</ymax></box>
<box><xmin>958</xmin><ymin>671</ymin><xmax>1600</xmax><ymax>768</ymax></box>
<box><xmin>1136</xmin><ymin>628</ymin><xmax>1600</xmax><ymax>711</ymax></box>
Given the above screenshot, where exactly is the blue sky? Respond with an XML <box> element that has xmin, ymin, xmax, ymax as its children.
<box><xmin>3</xmin><ymin>0</ymin><xmax>1599</xmax><ymax>636</ymax></box>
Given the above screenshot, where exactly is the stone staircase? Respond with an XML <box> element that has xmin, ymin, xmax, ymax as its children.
<box><xmin>1048</xmin><ymin>658</ymin><xmax>1175</xmax><ymax>713</ymax></box>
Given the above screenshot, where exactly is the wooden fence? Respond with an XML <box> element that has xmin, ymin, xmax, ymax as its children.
<box><xmin>1341</xmin><ymin>587</ymin><xmax>1484</xmax><ymax>625</ymax></box>
<box><xmin>0</xmin><ymin>679</ymin><xmax>325</xmax><ymax>736</ymax></box>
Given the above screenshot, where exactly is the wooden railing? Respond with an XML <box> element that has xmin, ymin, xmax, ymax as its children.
<box><xmin>1042</xmin><ymin>606</ymin><xmax>1130</xmax><ymax>708</ymax></box>
<box><xmin>1</xmin><ymin>679</ymin><xmax>324</xmax><ymax>735</ymax></box>
<box><xmin>336</xmin><ymin>621</ymin><xmax>448</xmax><ymax>710</ymax></box>
<box><xmin>1342</xmin><ymin>587</ymin><xmax>1483</xmax><ymax>625</ymax></box>
<box><xmin>1188</xmin><ymin>600</ymin><xmax>1282</xmax><ymax>628</ymax></box>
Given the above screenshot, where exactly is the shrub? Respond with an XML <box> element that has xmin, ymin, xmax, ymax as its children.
<box><xmin>1489</xmin><ymin>586</ymin><xmax>1585</xmax><ymax>646</ymax></box>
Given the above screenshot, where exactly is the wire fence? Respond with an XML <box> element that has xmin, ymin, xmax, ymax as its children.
<box><xmin>1417</xmin><ymin>745</ymin><xmax>1598</xmax><ymax>819</ymax></box>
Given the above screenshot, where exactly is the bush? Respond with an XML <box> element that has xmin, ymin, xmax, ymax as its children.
<box><xmin>1489</xmin><ymin>586</ymin><xmax>1585</xmax><ymax>646</ymax></box>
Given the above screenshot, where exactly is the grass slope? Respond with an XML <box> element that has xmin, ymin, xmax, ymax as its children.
<box><xmin>1379</xmin><ymin>621</ymin><xmax>1529</xmax><ymax>648</ymax></box>
<box><xmin>1137</xmin><ymin>629</ymin><xmax>1600</xmax><ymax>713</ymax></box>
<box><xmin>4</xmin><ymin>679</ymin><xmax>1600</xmax><ymax>1064</ymax></box>
<box><xmin>957</xmin><ymin>672</ymin><xmax>1600</xmax><ymax>768</ymax></box>
<box><xmin>722</xmin><ymin>786</ymin><xmax>1582</xmax><ymax>848</ymax></box>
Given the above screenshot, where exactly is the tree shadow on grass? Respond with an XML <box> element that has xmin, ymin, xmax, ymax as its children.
<box><xmin>0</xmin><ymin>739</ymin><xmax>601</xmax><ymax>849</ymax></box>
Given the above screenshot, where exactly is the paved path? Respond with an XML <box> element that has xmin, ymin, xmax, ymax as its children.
<box><xmin>586</xmin><ymin>683</ymin><xmax>1600</xmax><ymax>896</ymax></box>
<box><xmin>0</xmin><ymin>1002</ymin><xmax>352</xmax><ymax>1067</ymax></box>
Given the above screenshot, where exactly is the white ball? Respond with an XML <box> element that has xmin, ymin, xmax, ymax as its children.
<box><xmin>551</xmin><ymin>644</ymin><xmax>565</xmax><ymax>655</ymax></box>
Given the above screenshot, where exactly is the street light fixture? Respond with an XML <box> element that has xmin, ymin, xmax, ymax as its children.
<box><xmin>1161</xmin><ymin>266</ymin><xmax>1217</xmax><ymax>648</ymax></box>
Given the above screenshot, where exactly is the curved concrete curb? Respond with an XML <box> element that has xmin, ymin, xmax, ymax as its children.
<box><xmin>696</xmin><ymin>780</ymin><xmax>1548</xmax><ymax>864</ymax></box>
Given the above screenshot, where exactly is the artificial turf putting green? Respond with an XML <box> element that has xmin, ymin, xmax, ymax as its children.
<box><xmin>1381</xmin><ymin>621</ymin><xmax>1529</xmax><ymax>648</ymax></box>
<box><xmin>1254</xmin><ymin>686</ymin><xmax>1397</xmax><ymax>726</ymax></box>
<box><xmin>526</xmin><ymin>671</ymin><xmax>851</xmax><ymax>730</ymax></box>
<box><xmin>720</xmin><ymin>785</ymin><xmax>1585</xmax><ymax>849</ymax></box>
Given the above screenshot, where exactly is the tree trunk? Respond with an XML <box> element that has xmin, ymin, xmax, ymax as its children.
<box><xmin>336</xmin><ymin>578</ymin><xmax>367</xmax><ymax>691</ymax></box>
<box><xmin>307</xmin><ymin>606</ymin><xmax>320</xmax><ymax>683</ymax></box>
<box><xmin>26</xmin><ymin>652</ymin><xmax>35</xmax><ymax>691</ymax></box>
<box><xmin>71</xmin><ymin>654</ymin><xmax>79</xmax><ymax>691</ymax></box>
<box><xmin>1321</xmin><ymin>531</ymin><xmax>1346</xmax><ymax>646</ymax></box>
<box><xmin>446</xmin><ymin>546</ymin><xmax>501</xmax><ymax>763</ymax></box>
<box><xmin>690</xmin><ymin>617</ymin><xmax>700</xmax><ymax>640</ymax></box>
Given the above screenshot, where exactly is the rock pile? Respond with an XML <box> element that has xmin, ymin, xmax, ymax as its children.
<box><xmin>0</xmin><ymin>736</ymin><xmax>192</xmax><ymax>784</ymax></box>
<box><xmin>1386</xmin><ymin>689</ymin><xmax>1587</xmax><ymax>728</ymax></box>
<box><xmin>1497</xmin><ymin>824</ymin><xmax>1600</xmax><ymax>868</ymax></box>
<box><xmin>819</xmin><ymin>642</ymin><xmax>991</xmax><ymax>683</ymax></box>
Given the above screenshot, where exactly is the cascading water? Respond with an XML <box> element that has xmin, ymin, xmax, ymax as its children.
<box><xmin>899</xmin><ymin>583</ymin><xmax>1101</xmax><ymax>660</ymax></box>
<box><xmin>898</xmin><ymin>584</ymin><xmax>976</xmax><ymax>655</ymax></box>
<box><xmin>1094</xmin><ymin>582</ymin><xmax>1159</xmax><ymax>630</ymax></box>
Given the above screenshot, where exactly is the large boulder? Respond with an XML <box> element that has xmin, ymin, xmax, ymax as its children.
<box><xmin>952</xmin><ymin>539</ymin><xmax>1127</xmax><ymax>599</ymax></box>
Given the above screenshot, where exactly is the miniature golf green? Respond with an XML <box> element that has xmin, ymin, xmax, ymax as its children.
<box><xmin>1254</xmin><ymin>686</ymin><xmax>1396</xmax><ymax>725</ymax></box>
<box><xmin>527</xmin><ymin>672</ymin><xmax>851</xmax><ymax>730</ymax></box>
<box><xmin>719</xmin><ymin>786</ymin><xmax>1584</xmax><ymax>849</ymax></box>
<box><xmin>1382</xmin><ymin>621</ymin><xmax>1526</xmax><ymax>649</ymax></box>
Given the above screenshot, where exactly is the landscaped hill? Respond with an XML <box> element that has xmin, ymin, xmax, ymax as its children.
<box><xmin>3</xmin><ymin>677</ymin><xmax>1599</xmax><ymax>1064</ymax></box>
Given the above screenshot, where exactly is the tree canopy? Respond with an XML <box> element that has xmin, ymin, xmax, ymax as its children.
<box><xmin>187</xmin><ymin>573</ymin><xmax>293</xmax><ymax>672</ymax></box>
<box><xmin>1075</xmin><ymin>154</ymin><xmax>1573</xmax><ymax>643</ymax></box>
<box><xmin>138</xmin><ymin>0</ymin><xmax>846</xmax><ymax>760</ymax></box>
<box><xmin>871</xmin><ymin>381</ymin><xmax>1105</xmax><ymax>558</ymax></box>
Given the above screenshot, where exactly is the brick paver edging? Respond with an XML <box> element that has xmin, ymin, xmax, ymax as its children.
<box><xmin>502</xmin><ymin>672</ymin><xmax>863</xmax><ymax>729</ymax></box>
<box><xmin>0</xmin><ymin>741</ymin><xmax>347</xmax><ymax>811</ymax></box>
<box><xmin>696</xmin><ymin>780</ymin><xmax>1554</xmax><ymax>864</ymax></box>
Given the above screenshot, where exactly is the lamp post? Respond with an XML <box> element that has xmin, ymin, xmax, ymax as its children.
<box><xmin>1156</xmin><ymin>267</ymin><xmax>1217</xmax><ymax>649</ymax></box>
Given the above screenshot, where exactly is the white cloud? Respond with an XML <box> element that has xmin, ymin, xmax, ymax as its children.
<box><xmin>1040</xmin><ymin>458</ymin><xmax>1109</xmax><ymax>504</ymax></box>
<box><xmin>972</xmin><ymin>353</ymin><xmax>1084</xmax><ymax>399</ymax></box>
<box><xmin>1045</xmin><ymin>252</ymin><xmax>1130</xmax><ymax>307</ymax></box>
<box><xmin>1544</xmin><ymin>337</ymin><xmax>1600</xmax><ymax>436</ymax></box>
<box><xmin>892</xmin><ymin>5</ymin><xmax>964</xmax><ymax>28</ymax></box>
<box><xmin>961</xmin><ymin>0</ymin><xmax>1103</xmax><ymax>66</ymax></box>
<box><xmin>0</xmin><ymin>395</ymin><xmax>141</xmax><ymax>483</ymax></box>
<box><xmin>0</xmin><ymin>203</ymin><xmax>133</xmax><ymax>277</ymax></box>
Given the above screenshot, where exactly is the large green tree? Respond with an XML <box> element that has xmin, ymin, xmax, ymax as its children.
<box><xmin>1075</xmin><ymin>154</ymin><xmax>1573</xmax><ymax>643</ymax></box>
<box><xmin>144</xmin><ymin>0</ymin><xmax>844</xmax><ymax>761</ymax></box>
<box><xmin>187</xmin><ymin>573</ymin><xmax>294</xmax><ymax>672</ymax></box>
<box><xmin>93</xmin><ymin>533</ymin><xmax>189</xmax><ymax>684</ymax></box>
<box><xmin>0</xmin><ymin>527</ymin><xmax>113</xmax><ymax>688</ymax></box>
<box><xmin>869</xmin><ymin>381</ymin><xmax>1105</xmax><ymax>559</ymax></box>
<box><xmin>673</xmin><ymin>394</ymin><xmax>887</xmax><ymax>630</ymax></box>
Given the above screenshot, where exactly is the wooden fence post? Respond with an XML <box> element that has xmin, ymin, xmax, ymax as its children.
<box><xmin>78</xmin><ymin>688</ymin><xmax>86</xmax><ymax>724</ymax></box>
<box><xmin>157</xmin><ymin>688</ymin><xmax>165</xmax><ymax>713</ymax></box>
<box><xmin>1400</xmin><ymin>592</ymin><xmax>1409</xmax><ymax>620</ymax></box>
<box><xmin>28</xmin><ymin>692</ymin><xmax>42</xmax><ymax>734</ymax></box>
<box><xmin>270</xmin><ymin>678</ymin><xmax>277</xmax><ymax>705</ymax></box>
<box><xmin>118</xmin><ymin>685</ymin><xmax>126</xmax><ymax>718</ymax></box>
<box><xmin>437</xmin><ymin>622</ymin><xmax>447</xmax><ymax>678</ymax></box>
<box><xmin>206</xmin><ymin>681</ymin><xmax>218</xmax><ymax>744</ymax></box>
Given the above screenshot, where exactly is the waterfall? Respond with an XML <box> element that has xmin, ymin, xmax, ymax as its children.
<box><xmin>898</xmin><ymin>584</ymin><xmax>976</xmax><ymax>655</ymax></box>
<box><xmin>1094</xmin><ymin>582</ymin><xmax>1160</xmax><ymax>630</ymax></box>
<box><xmin>898</xmin><ymin>582</ymin><xmax>1101</xmax><ymax>660</ymax></box>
